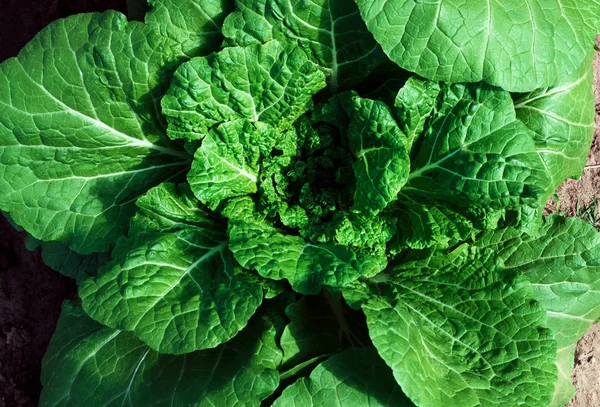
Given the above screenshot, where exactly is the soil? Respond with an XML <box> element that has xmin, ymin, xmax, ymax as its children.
<box><xmin>561</xmin><ymin>37</ymin><xmax>600</xmax><ymax>407</ymax></box>
<box><xmin>0</xmin><ymin>218</ymin><xmax>75</xmax><ymax>407</ymax></box>
<box><xmin>0</xmin><ymin>2</ymin><xmax>599</xmax><ymax>407</ymax></box>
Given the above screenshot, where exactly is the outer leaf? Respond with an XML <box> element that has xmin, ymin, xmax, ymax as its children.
<box><xmin>145</xmin><ymin>0</ymin><xmax>232</xmax><ymax>56</ymax></box>
<box><xmin>279</xmin><ymin>293</ymin><xmax>369</xmax><ymax>371</ymax></box>
<box><xmin>273</xmin><ymin>347</ymin><xmax>414</xmax><ymax>407</ymax></box>
<box><xmin>355</xmin><ymin>0</ymin><xmax>600</xmax><ymax>91</ymax></box>
<box><xmin>40</xmin><ymin>301</ymin><xmax>281</xmax><ymax>407</ymax></box>
<box><xmin>222</xmin><ymin>0</ymin><xmax>386</xmax><ymax>91</ymax></box>
<box><xmin>514</xmin><ymin>53</ymin><xmax>595</xmax><ymax>190</ymax></box>
<box><xmin>80</xmin><ymin>183</ymin><xmax>263</xmax><ymax>354</ymax></box>
<box><xmin>41</xmin><ymin>241</ymin><xmax>110</xmax><ymax>281</ymax></box>
<box><xmin>359</xmin><ymin>247</ymin><xmax>557</xmax><ymax>407</ymax></box>
<box><xmin>161</xmin><ymin>40</ymin><xmax>326</xmax><ymax>140</ymax></box>
<box><xmin>0</xmin><ymin>11</ymin><xmax>192</xmax><ymax>254</ymax></box>
<box><xmin>396</xmin><ymin>81</ymin><xmax>550</xmax><ymax>249</ymax></box>
<box><xmin>479</xmin><ymin>216</ymin><xmax>600</xmax><ymax>406</ymax></box>
<box><xmin>188</xmin><ymin>120</ymin><xmax>278</xmax><ymax>208</ymax></box>
<box><xmin>339</xmin><ymin>93</ymin><xmax>410</xmax><ymax>217</ymax></box>
<box><xmin>24</xmin><ymin>234</ymin><xmax>108</xmax><ymax>281</ymax></box>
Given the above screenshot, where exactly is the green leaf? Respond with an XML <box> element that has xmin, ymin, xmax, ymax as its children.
<box><xmin>396</xmin><ymin>81</ymin><xmax>550</xmax><ymax>249</ymax></box>
<box><xmin>23</xmin><ymin>234</ymin><xmax>108</xmax><ymax>281</ymax></box>
<box><xmin>479</xmin><ymin>216</ymin><xmax>600</xmax><ymax>406</ymax></box>
<box><xmin>40</xmin><ymin>241</ymin><xmax>110</xmax><ymax>281</ymax></box>
<box><xmin>161</xmin><ymin>40</ymin><xmax>326</xmax><ymax>140</ymax></box>
<box><xmin>358</xmin><ymin>246</ymin><xmax>557</xmax><ymax>407</ymax></box>
<box><xmin>338</xmin><ymin>93</ymin><xmax>410</xmax><ymax>217</ymax></box>
<box><xmin>80</xmin><ymin>183</ymin><xmax>263</xmax><ymax>354</ymax></box>
<box><xmin>0</xmin><ymin>11</ymin><xmax>193</xmax><ymax>254</ymax></box>
<box><xmin>514</xmin><ymin>53</ymin><xmax>595</xmax><ymax>191</ymax></box>
<box><xmin>40</xmin><ymin>301</ymin><xmax>281</xmax><ymax>406</ymax></box>
<box><xmin>229</xmin><ymin>215</ymin><xmax>383</xmax><ymax>295</ymax></box>
<box><xmin>222</xmin><ymin>0</ymin><xmax>386</xmax><ymax>91</ymax></box>
<box><xmin>393</xmin><ymin>76</ymin><xmax>441</xmax><ymax>148</ymax></box>
<box><xmin>188</xmin><ymin>120</ymin><xmax>278</xmax><ymax>208</ymax></box>
<box><xmin>145</xmin><ymin>0</ymin><xmax>232</xmax><ymax>57</ymax></box>
<box><xmin>273</xmin><ymin>347</ymin><xmax>414</xmax><ymax>407</ymax></box>
<box><xmin>355</xmin><ymin>0</ymin><xmax>600</xmax><ymax>91</ymax></box>
<box><xmin>279</xmin><ymin>293</ymin><xmax>370</xmax><ymax>372</ymax></box>
<box><xmin>391</xmin><ymin>199</ymin><xmax>474</xmax><ymax>251</ymax></box>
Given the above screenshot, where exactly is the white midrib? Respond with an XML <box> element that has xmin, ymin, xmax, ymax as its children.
<box><xmin>513</xmin><ymin>71</ymin><xmax>589</xmax><ymax>108</ymax></box>
<box><xmin>407</xmin><ymin>147</ymin><xmax>463</xmax><ymax>181</ymax></box>
<box><xmin>55</xmin><ymin>331</ymin><xmax>121</xmax><ymax>407</ymax></box>
<box><xmin>119</xmin><ymin>348</ymin><xmax>151</xmax><ymax>407</ymax></box>
<box><xmin>211</xmin><ymin>151</ymin><xmax>257</xmax><ymax>183</ymax></box>
<box><xmin>515</xmin><ymin>105</ymin><xmax>593</xmax><ymax>128</ymax></box>
<box><xmin>17</xmin><ymin>61</ymin><xmax>190</xmax><ymax>160</ymax></box>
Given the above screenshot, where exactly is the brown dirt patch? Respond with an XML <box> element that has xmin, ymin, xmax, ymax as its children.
<box><xmin>558</xmin><ymin>37</ymin><xmax>600</xmax><ymax>407</ymax></box>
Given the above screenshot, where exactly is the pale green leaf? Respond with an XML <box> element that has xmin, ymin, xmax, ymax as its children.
<box><xmin>393</xmin><ymin>76</ymin><xmax>441</xmax><ymax>148</ymax></box>
<box><xmin>226</xmin><ymin>198</ymin><xmax>384</xmax><ymax>295</ymax></box>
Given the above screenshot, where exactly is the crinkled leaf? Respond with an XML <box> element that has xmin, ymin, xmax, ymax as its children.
<box><xmin>229</xmin><ymin>217</ymin><xmax>383</xmax><ymax>295</ymax></box>
<box><xmin>357</xmin><ymin>246</ymin><xmax>557</xmax><ymax>407</ymax></box>
<box><xmin>396</xmin><ymin>81</ymin><xmax>550</xmax><ymax>249</ymax></box>
<box><xmin>273</xmin><ymin>347</ymin><xmax>414</xmax><ymax>407</ymax></box>
<box><xmin>338</xmin><ymin>93</ymin><xmax>410</xmax><ymax>217</ymax></box>
<box><xmin>514</xmin><ymin>53</ymin><xmax>595</xmax><ymax>191</ymax></box>
<box><xmin>390</xmin><ymin>199</ymin><xmax>474</xmax><ymax>251</ymax></box>
<box><xmin>145</xmin><ymin>0</ymin><xmax>232</xmax><ymax>56</ymax></box>
<box><xmin>355</xmin><ymin>0</ymin><xmax>600</xmax><ymax>91</ymax></box>
<box><xmin>80</xmin><ymin>183</ymin><xmax>263</xmax><ymax>354</ymax></box>
<box><xmin>393</xmin><ymin>76</ymin><xmax>441</xmax><ymax>148</ymax></box>
<box><xmin>40</xmin><ymin>301</ymin><xmax>281</xmax><ymax>406</ymax></box>
<box><xmin>226</xmin><ymin>198</ymin><xmax>384</xmax><ymax>294</ymax></box>
<box><xmin>188</xmin><ymin>120</ymin><xmax>278</xmax><ymax>208</ymax></box>
<box><xmin>162</xmin><ymin>40</ymin><xmax>326</xmax><ymax>140</ymax></box>
<box><xmin>478</xmin><ymin>216</ymin><xmax>600</xmax><ymax>406</ymax></box>
<box><xmin>325</xmin><ymin>212</ymin><xmax>397</xmax><ymax>253</ymax></box>
<box><xmin>222</xmin><ymin>0</ymin><xmax>386</xmax><ymax>91</ymax></box>
<box><xmin>0</xmin><ymin>11</ymin><xmax>192</xmax><ymax>254</ymax></box>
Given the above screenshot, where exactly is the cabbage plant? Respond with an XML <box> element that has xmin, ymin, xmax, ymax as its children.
<box><xmin>1</xmin><ymin>1</ymin><xmax>600</xmax><ymax>406</ymax></box>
